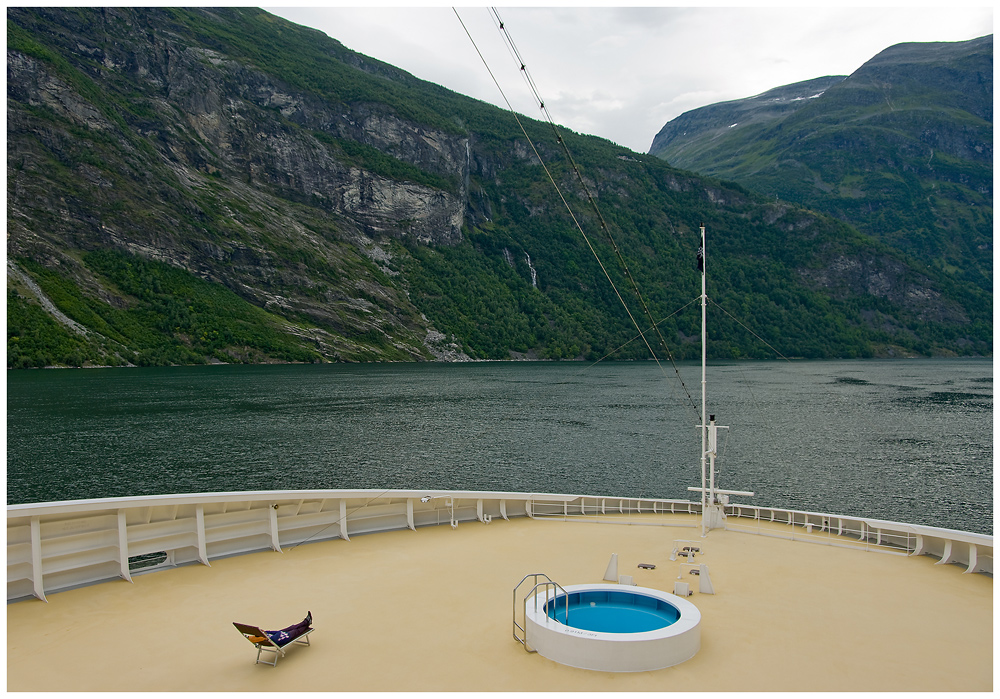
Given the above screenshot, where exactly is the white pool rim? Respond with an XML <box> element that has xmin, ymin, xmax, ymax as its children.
<box><xmin>524</xmin><ymin>583</ymin><xmax>701</xmax><ymax>672</ymax></box>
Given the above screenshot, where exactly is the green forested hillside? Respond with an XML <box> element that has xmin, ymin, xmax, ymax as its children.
<box><xmin>6</xmin><ymin>9</ymin><xmax>992</xmax><ymax>368</ymax></box>
<box><xmin>650</xmin><ymin>36</ymin><xmax>993</xmax><ymax>294</ymax></box>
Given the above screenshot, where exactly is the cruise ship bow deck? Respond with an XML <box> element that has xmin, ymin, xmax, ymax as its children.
<box><xmin>6</xmin><ymin>490</ymin><xmax>992</xmax><ymax>692</ymax></box>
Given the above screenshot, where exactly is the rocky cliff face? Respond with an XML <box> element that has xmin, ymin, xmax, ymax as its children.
<box><xmin>7</xmin><ymin>8</ymin><xmax>991</xmax><ymax>367</ymax></box>
<box><xmin>8</xmin><ymin>8</ymin><xmax>487</xmax><ymax>362</ymax></box>
<box><xmin>9</xmin><ymin>10</ymin><xmax>472</xmax><ymax>246</ymax></box>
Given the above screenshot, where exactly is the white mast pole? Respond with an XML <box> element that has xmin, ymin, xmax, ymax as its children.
<box><xmin>700</xmin><ymin>224</ymin><xmax>707</xmax><ymax>537</ymax></box>
<box><xmin>689</xmin><ymin>224</ymin><xmax>748</xmax><ymax>532</ymax></box>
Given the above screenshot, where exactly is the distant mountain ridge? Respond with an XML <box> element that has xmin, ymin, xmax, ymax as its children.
<box><xmin>649</xmin><ymin>75</ymin><xmax>847</xmax><ymax>164</ymax></box>
<box><xmin>649</xmin><ymin>36</ymin><xmax>993</xmax><ymax>292</ymax></box>
<box><xmin>6</xmin><ymin>9</ymin><xmax>991</xmax><ymax>368</ymax></box>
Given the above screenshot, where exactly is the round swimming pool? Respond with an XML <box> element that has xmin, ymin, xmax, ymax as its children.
<box><xmin>546</xmin><ymin>588</ymin><xmax>681</xmax><ymax>633</ymax></box>
<box><xmin>524</xmin><ymin>584</ymin><xmax>700</xmax><ymax>672</ymax></box>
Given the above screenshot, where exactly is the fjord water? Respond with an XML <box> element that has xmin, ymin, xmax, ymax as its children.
<box><xmin>6</xmin><ymin>359</ymin><xmax>992</xmax><ymax>534</ymax></box>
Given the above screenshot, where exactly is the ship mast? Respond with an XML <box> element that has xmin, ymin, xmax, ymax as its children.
<box><xmin>692</xmin><ymin>224</ymin><xmax>751</xmax><ymax>536</ymax></box>
<box><xmin>698</xmin><ymin>225</ymin><xmax>724</xmax><ymax>536</ymax></box>
<box><xmin>699</xmin><ymin>224</ymin><xmax>709</xmax><ymax>535</ymax></box>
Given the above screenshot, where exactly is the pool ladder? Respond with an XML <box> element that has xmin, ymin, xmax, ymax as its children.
<box><xmin>512</xmin><ymin>573</ymin><xmax>569</xmax><ymax>653</ymax></box>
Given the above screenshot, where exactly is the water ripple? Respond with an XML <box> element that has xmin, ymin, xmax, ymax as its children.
<box><xmin>6</xmin><ymin>359</ymin><xmax>992</xmax><ymax>533</ymax></box>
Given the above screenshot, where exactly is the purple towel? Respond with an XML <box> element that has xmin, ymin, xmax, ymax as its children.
<box><xmin>265</xmin><ymin>612</ymin><xmax>312</xmax><ymax>647</ymax></box>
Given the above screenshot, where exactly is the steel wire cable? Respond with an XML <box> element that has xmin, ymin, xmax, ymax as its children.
<box><xmin>456</xmin><ymin>7</ymin><xmax>700</xmax><ymax>419</ymax></box>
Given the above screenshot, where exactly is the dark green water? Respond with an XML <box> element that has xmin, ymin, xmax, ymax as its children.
<box><xmin>6</xmin><ymin>358</ymin><xmax>992</xmax><ymax>534</ymax></box>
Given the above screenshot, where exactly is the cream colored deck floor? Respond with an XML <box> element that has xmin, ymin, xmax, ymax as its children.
<box><xmin>7</xmin><ymin>514</ymin><xmax>992</xmax><ymax>692</ymax></box>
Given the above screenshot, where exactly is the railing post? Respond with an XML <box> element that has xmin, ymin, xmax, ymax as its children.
<box><xmin>117</xmin><ymin>509</ymin><xmax>133</xmax><ymax>583</ymax></box>
<box><xmin>195</xmin><ymin>504</ymin><xmax>210</xmax><ymax>566</ymax></box>
<box><xmin>339</xmin><ymin>499</ymin><xmax>350</xmax><ymax>541</ymax></box>
<box><xmin>964</xmin><ymin>544</ymin><xmax>979</xmax><ymax>574</ymax></box>
<box><xmin>936</xmin><ymin>539</ymin><xmax>955</xmax><ymax>565</ymax></box>
<box><xmin>30</xmin><ymin>516</ymin><xmax>46</xmax><ymax>602</ymax></box>
<box><xmin>268</xmin><ymin>503</ymin><xmax>282</xmax><ymax>552</ymax></box>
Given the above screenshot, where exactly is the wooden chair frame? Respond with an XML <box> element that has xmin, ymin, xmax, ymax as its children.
<box><xmin>233</xmin><ymin>621</ymin><xmax>314</xmax><ymax>666</ymax></box>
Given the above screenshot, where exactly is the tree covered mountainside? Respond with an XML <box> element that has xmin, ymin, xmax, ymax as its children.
<box><xmin>649</xmin><ymin>36</ymin><xmax>993</xmax><ymax>295</ymax></box>
<box><xmin>7</xmin><ymin>8</ymin><xmax>992</xmax><ymax>368</ymax></box>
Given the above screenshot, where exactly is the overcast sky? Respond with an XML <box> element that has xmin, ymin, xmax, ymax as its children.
<box><xmin>264</xmin><ymin>5</ymin><xmax>992</xmax><ymax>153</ymax></box>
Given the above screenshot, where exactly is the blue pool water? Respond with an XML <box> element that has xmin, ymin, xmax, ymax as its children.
<box><xmin>546</xmin><ymin>590</ymin><xmax>680</xmax><ymax>633</ymax></box>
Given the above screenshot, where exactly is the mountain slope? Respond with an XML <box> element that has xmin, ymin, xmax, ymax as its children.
<box><xmin>649</xmin><ymin>36</ymin><xmax>993</xmax><ymax>292</ymax></box>
<box><xmin>6</xmin><ymin>8</ymin><xmax>991</xmax><ymax>368</ymax></box>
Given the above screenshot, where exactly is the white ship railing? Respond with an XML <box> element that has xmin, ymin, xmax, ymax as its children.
<box><xmin>525</xmin><ymin>495</ymin><xmax>700</xmax><ymax>520</ymax></box>
<box><xmin>722</xmin><ymin>504</ymin><xmax>993</xmax><ymax>575</ymax></box>
<box><xmin>7</xmin><ymin>489</ymin><xmax>992</xmax><ymax>602</ymax></box>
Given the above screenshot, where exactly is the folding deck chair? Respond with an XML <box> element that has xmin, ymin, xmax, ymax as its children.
<box><xmin>234</xmin><ymin>612</ymin><xmax>314</xmax><ymax>666</ymax></box>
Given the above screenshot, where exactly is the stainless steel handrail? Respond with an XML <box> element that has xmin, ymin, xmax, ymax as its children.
<box><xmin>512</xmin><ymin>573</ymin><xmax>569</xmax><ymax>653</ymax></box>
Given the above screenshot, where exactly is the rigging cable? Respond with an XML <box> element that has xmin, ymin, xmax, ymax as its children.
<box><xmin>584</xmin><ymin>295</ymin><xmax>701</xmax><ymax>408</ymax></box>
<box><xmin>452</xmin><ymin>8</ymin><xmax>641</xmax><ymax>357</ymax></box>
<box><xmin>489</xmin><ymin>7</ymin><xmax>698</xmax><ymax>415</ymax></box>
<box><xmin>455</xmin><ymin>7</ymin><xmax>700</xmax><ymax>419</ymax></box>
<box><xmin>587</xmin><ymin>295</ymin><xmax>700</xmax><ymax>368</ymax></box>
<box><xmin>708</xmin><ymin>299</ymin><xmax>790</xmax><ymax>434</ymax></box>
<box><xmin>710</xmin><ymin>299</ymin><xmax>792</xmax><ymax>363</ymax></box>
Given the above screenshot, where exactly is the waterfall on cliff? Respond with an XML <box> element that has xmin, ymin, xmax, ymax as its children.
<box><xmin>525</xmin><ymin>252</ymin><xmax>538</xmax><ymax>288</ymax></box>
